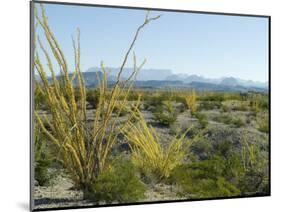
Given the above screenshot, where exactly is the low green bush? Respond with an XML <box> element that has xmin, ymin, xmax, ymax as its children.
<box><xmin>221</xmin><ymin>105</ymin><xmax>230</xmax><ymax>113</ymax></box>
<box><xmin>194</xmin><ymin>112</ymin><xmax>208</xmax><ymax>128</ymax></box>
<box><xmin>233</xmin><ymin>104</ymin><xmax>248</xmax><ymax>112</ymax></box>
<box><xmin>232</xmin><ymin>118</ymin><xmax>246</xmax><ymax>128</ymax></box>
<box><xmin>190</xmin><ymin>139</ymin><xmax>212</xmax><ymax>160</ymax></box>
<box><xmin>213</xmin><ymin>114</ymin><xmax>233</xmax><ymax>125</ymax></box>
<box><xmin>85</xmin><ymin>160</ymin><xmax>146</xmax><ymax>203</ymax></box>
<box><xmin>169</xmin><ymin>156</ymin><xmax>241</xmax><ymax>198</ymax></box>
<box><xmin>153</xmin><ymin>101</ymin><xmax>177</xmax><ymax>126</ymax></box>
<box><xmin>199</xmin><ymin>101</ymin><xmax>222</xmax><ymax>110</ymax></box>
<box><xmin>34</xmin><ymin>126</ymin><xmax>53</xmax><ymax>186</ymax></box>
<box><xmin>199</xmin><ymin>93</ymin><xmax>225</xmax><ymax>102</ymax></box>
<box><xmin>86</xmin><ymin>89</ymin><xmax>100</xmax><ymax>109</ymax></box>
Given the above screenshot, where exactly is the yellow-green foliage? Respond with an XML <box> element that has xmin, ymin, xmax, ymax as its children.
<box><xmin>250</xmin><ymin>94</ymin><xmax>262</xmax><ymax>113</ymax></box>
<box><xmin>257</xmin><ymin>113</ymin><xmax>269</xmax><ymax>133</ymax></box>
<box><xmin>241</xmin><ymin>135</ymin><xmax>257</xmax><ymax>171</ymax></box>
<box><xmin>122</xmin><ymin>109</ymin><xmax>193</xmax><ymax>180</ymax></box>
<box><xmin>185</xmin><ymin>90</ymin><xmax>197</xmax><ymax>114</ymax></box>
<box><xmin>34</xmin><ymin>4</ymin><xmax>159</xmax><ymax>189</ymax></box>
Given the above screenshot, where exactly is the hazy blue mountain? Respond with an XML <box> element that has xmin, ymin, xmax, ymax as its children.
<box><xmin>85</xmin><ymin>67</ymin><xmax>173</xmax><ymax>81</ymax></box>
<box><xmin>40</xmin><ymin>66</ymin><xmax>267</xmax><ymax>92</ymax></box>
<box><xmin>220</xmin><ymin>77</ymin><xmax>239</xmax><ymax>86</ymax></box>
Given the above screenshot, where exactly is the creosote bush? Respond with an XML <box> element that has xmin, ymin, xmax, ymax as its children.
<box><xmin>85</xmin><ymin>160</ymin><xmax>146</xmax><ymax>203</ymax></box>
<box><xmin>169</xmin><ymin>155</ymin><xmax>241</xmax><ymax>198</ymax></box>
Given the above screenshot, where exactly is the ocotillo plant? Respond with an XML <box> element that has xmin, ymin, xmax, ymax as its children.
<box><xmin>34</xmin><ymin>4</ymin><xmax>160</xmax><ymax>191</ymax></box>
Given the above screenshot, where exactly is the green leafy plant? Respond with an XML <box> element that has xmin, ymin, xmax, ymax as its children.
<box><xmin>86</xmin><ymin>89</ymin><xmax>100</xmax><ymax>109</ymax></box>
<box><xmin>232</xmin><ymin>118</ymin><xmax>246</xmax><ymax>128</ymax></box>
<box><xmin>169</xmin><ymin>156</ymin><xmax>241</xmax><ymax>198</ymax></box>
<box><xmin>85</xmin><ymin>160</ymin><xmax>146</xmax><ymax>203</ymax></box>
<box><xmin>199</xmin><ymin>101</ymin><xmax>222</xmax><ymax>111</ymax></box>
<box><xmin>153</xmin><ymin>100</ymin><xmax>177</xmax><ymax>126</ymax></box>
<box><xmin>34</xmin><ymin>124</ymin><xmax>53</xmax><ymax>186</ymax></box>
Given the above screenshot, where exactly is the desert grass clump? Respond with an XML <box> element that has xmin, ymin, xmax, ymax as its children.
<box><xmin>122</xmin><ymin>109</ymin><xmax>193</xmax><ymax>181</ymax></box>
<box><xmin>257</xmin><ymin>113</ymin><xmax>269</xmax><ymax>133</ymax></box>
<box><xmin>250</xmin><ymin>93</ymin><xmax>263</xmax><ymax>114</ymax></box>
<box><xmin>185</xmin><ymin>90</ymin><xmax>197</xmax><ymax>114</ymax></box>
<box><xmin>240</xmin><ymin>134</ymin><xmax>269</xmax><ymax>194</ymax></box>
<box><xmin>34</xmin><ymin>4</ymin><xmax>160</xmax><ymax>191</ymax></box>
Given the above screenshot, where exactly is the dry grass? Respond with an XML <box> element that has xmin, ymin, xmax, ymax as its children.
<box><xmin>185</xmin><ymin>89</ymin><xmax>197</xmax><ymax>114</ymax></box>
<box><xmin>122</xmin><ymin>108</ymin><xmax>194</xmax><ymax>181</ymax></box>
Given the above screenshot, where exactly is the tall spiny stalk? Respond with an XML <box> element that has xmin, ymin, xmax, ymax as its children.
<box><xmin>34</xmin><ymin>4</ymin><xmax>160</xmax><ymax>190</ymax></box>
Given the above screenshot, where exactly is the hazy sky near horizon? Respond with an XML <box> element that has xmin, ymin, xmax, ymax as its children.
<box><xmin>35</xmin><ymin>3</ymin><xmax>269</xmax><ymax>82</ymax></box>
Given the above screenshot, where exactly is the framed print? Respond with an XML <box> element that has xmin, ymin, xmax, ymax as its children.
<box><xmin>30</xmin><ymin>1</ymin><xmax>270</xmax><ymax>211</ymax></box>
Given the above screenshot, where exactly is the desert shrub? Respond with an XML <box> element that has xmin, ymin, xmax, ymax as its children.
<box><xmin>249</xmin><ymin>94</ymin><xmax>262</xmax><ymax>113</ymax></box>
<box><xmin>199</xmin><ymin>101</ymin><xmax>222</xmax><ymax>111</ymax></box>
<box><xmin>169</xmin><ymin>156</ymin><xmax>241</xmax><ymax>198</ymax></box>
<box><xmin>213</xmin><ymin>114</ymin><xmax>245</xmax><ymax>127</ymax></box>
<box><xmin>34</xmin><ymin>125</ymin><xmax>53</xmax><ymax>186</ymax></box>
<box><xmin>190</xmin><ymin>138</ymin><xmax>212</xmax><ymax>160</ymax></box>
<box><xmin>144</xmin><ymin>92</ymin><xmax>168</xmax><ymax>111</ymax></box>
<box><xmin>86</xmin><ymin>89</ymin><xmax>100</xmax><ymax>109</ymax></box>
<box><xmin>257</xmin><ymin>114</ymin><xmax>269</xmax><ymax>133</ymax></box>
<box><xmin>213</xmin><ymin>140</ymin><xmax>232</xmax><ymax>158</ymax></box>
<box><xmin>127</xmin><ymin>90</ymin><xmax>141</xmax><ymax>101</ymax></box>
<box><xmin>123</xmin><ymin>109</ymin><xmax>193</xmax><ymax>181</ymax></box>
<box><xmin>34</xmin><ymin>4</ymin><xmax>160</xmax><ymax>191</ymax></box>
<box><xmin>85</xmin><ymin>160</ymin><xmax>146</xmax><ymax>203</ymax></box>
<box><xmin>232</xmin><ymin>118</ymin><xmax>246</xmax><ymax>128</ymax></box>
<box><xmin>240</xmin><ymin>136</ymin><xmax>269</xmax><ymax>194</ymax></box>
<box><xmin>221</xmin><ymin>105</ymin><xmax>230</xmax><ymax>113</ymax></box>
<box><xmin>233</xmin><ymin>102</ymin><xmax>248</xmax><ymax>111</ymax></box>
<box><xmin>173</xmin><ymin>95</ymin><xmax>186</xmax><ymax>105</ymax></box>
<box><xmin>213</xmin><ymin>114</ymin><xmax>233</xmax><ymax>125</ymax></box>
<box><xmin>194</xmin><ymin>112</ymin><xmax>208</xmax><ymax>128</ymax></box>
<box><xmin>199</xmin><ymin>92</ymin><xmax>225</xmax><ymax>102</ymax></box>
<box><xmin>227</xmin><ymin>92</ymin><xmax>245</xmax><ymax>101</ymax></box>
<box><xmin>185</xmin><ymin>90</ymin><xmax>197</xmax><ymax>114</ymax></box>
<box><xmin>153</xmin><ymin>100</ymin><xmax>177</xmax><ymax>126</ymax></box>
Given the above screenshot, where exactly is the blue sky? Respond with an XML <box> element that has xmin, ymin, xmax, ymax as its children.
<box><xmin>35</xmin><ymin>3</ymin><xmax>269</xmax><ymax>82</ymax></box>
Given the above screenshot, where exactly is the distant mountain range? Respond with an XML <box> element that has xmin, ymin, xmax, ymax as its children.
<box><xmin>37</xmin><ymin>67</ymin><xmax>268</xmax><ymax>92</ymax></box>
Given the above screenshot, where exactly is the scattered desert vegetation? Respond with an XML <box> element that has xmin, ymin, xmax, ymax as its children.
<box><xmin>33</xmin><ymin>4</ymin><xmax>269</xmax><ymax>210</ymax></box>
